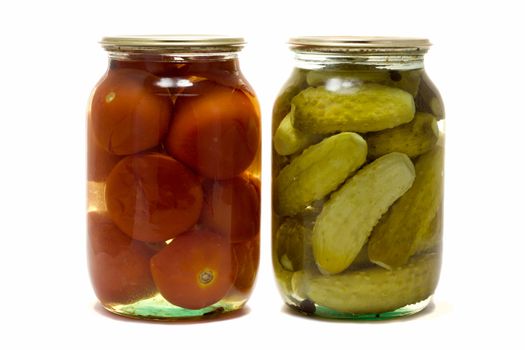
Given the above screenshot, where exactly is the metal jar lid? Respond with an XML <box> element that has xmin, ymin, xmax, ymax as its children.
<box><xmin>100</xmin><ymin>35</ymin><xmax>246</xmax><ymax>53</ymax></box>
<box><xmin>289</xmin><ymin>36</ymin><xmax>431</xmax><ymax>54</ymax></box>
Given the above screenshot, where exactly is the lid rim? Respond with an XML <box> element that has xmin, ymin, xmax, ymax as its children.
<box><xmin>289</xmin><ymin>36</ymin><xmax>431</xmax><ymax>50</ymax></box>
<box><xmin>100</xmin><ymin>35</ymin><xmax>246</xmax><ymax>51</ymax></box>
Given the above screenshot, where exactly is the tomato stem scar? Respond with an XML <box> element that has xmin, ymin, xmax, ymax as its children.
<box><xmin>200</xmin><ymin>270</ymin><xmax>214</xmax><ymax>284</ymax></box>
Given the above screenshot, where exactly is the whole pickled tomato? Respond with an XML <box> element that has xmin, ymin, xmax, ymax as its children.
<box><xmin>200</xmin><ymin>175</ymin><xmax>260</xmax><ymax>243</ymax></box>
<box><xmin>90</xmin><ymin>68</ymin><xmax>172</xmax><ymax>155</ymax></box>
<box><xmin>150</xmin><ymin>229</ymin><xmax>237</xmax><ymax>310</ymax></box>
<box><xmin>165</xmin><ymin>82</ymin><xmax>260</xmax><ymax>179</ymax></box>
<box><xmin>87</xmin><ymin>212</ymin><xmax>156</xmax><ymax>304</ymax></box>
<box><xmin>105</xmin><ymin>153</ymin><xmax>203</xmax><ymax>243</ymax></box>
<box><xmin>87</xmin><ymin>125</ymin><xmax>122</xmax><ymax>182</ymax></box>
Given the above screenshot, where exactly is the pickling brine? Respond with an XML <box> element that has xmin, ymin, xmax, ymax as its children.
<box><xmin>272</xmin><ymin>36</ymin><xmax>444</xmax><ymax>319</ymax></box>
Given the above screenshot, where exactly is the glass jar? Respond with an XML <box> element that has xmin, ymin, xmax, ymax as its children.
<box><xmin>272</xmin><ymin>36</ymin><xmax>444</xmax><ymax>319</ymax></box>
<box><xmin>87</xmin><ymin>35</ymin><xmax>261</xmax><ymax>319</ymax></box>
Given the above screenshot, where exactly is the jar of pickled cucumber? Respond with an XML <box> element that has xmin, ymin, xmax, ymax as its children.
<box><xmin>272</xmin><ymin>36</ymin><xmax>444</xmax><ymax>319</ymax></box>
<box><xmin>87</xmin><ymin>35</ymin><xmax>261</xmax><ymax>319</ymax></box>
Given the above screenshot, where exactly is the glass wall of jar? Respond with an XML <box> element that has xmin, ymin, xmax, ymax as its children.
<box><xmin>272</xmin><ymin>36</ymin><xmax>444</xmax><ymax>319</ymax></box>
<box><xmin>87</xmin><ymin>36</ymin><xmax>261</xmax><ymax>319</ymax></box>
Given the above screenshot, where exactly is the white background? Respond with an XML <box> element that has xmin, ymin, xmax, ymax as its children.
<box><xmin>1</xmin><ymin>0</ymin><xmax>524</xmax><ymax>348</ymax></box>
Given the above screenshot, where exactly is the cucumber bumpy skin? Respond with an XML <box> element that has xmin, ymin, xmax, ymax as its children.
<box><xmin>312</xmin><ymin>152</ymin><xmax>416</xmax><ymax>275</ymax></box>
<box><xmin>368</xmin><ymin>146</ymin><xmax>444</xmax><ymax>269</ymax></box>
<box><xmin>306</xmin><ymin>69</ymin><xmax>421</xmax><ymax>97</ymax></box>
<box><xmin>294</xmin><ymin>253</ymin><xmax>440</xmax><ymax>314</ymax></box>
<box><xmin>291</xmin><ymin>84</ymin><xmax>415</xmax><ymax>134</ymax></box>
<box><xmin>365</xmin><ymin>112</ymin><xmax>439</xmax><ymax>159</ymax></box>
<box><xmin>276</xmin><ymin>132</ymin><xmax>367</xmax><ymax>216</ymax></box>
<box><xmin>273</xmin><ymin>107</ymin><xmax>323</xmax><ymax>156</ymax></box>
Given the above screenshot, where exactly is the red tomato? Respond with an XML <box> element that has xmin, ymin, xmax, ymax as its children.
<box><xmin>164</xmin><ymin>83</ymin><xmax>260</xmax><ymax>179</ymax></box>
<box><xmin>200</xmin><ymin>175</ymin><xmax>260</xmax><ymax>242</ymax></box>
<box><xmin>150</xmin><ymin>229</ymin><xmax>237</xmax><ymax>310</ymax></box>
<box><xmin>87</xmin><ymin>124</ymin><xmax>121</xmax><ymax>182</ymax></box>
<box><xmin>105</xmin><ymin>153</ymin><xmax>203</xmax><ymax>242</ymax></box>
<box><xmin>90</xmin><ymin>68</ymin><xmax>172</xmax><ymax>155</ymax></box>
<box><xmin>87</xmin><ymin>212</ymin><xmax>156</xmax><ymax>304</ymax></box>
<box><xmin>231</xmin><ymin>235</ymin><xmax>259</xmax><ymax>296</ymax></box>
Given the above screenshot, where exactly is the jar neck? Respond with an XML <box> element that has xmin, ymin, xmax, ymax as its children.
<box><xmin>107</xmin><ymin>51</ymin><xmax>240</xmax><ymax>64</ymax></box>
<box><xmin>107</xmin><ymin>51</ymin><xmax>241</xmax><ymax>76</ymax></box>
<box><xmin>293</xmin><ymin>51</ymin><xmax>425</xmax><ymax>70</ymax></box>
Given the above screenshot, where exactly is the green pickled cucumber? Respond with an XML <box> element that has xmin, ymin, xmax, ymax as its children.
<box><xmin>273</xmin><ymin>108</ymin><xmax>323</xmax><ymax>156</ymax></box>
<box><xmin>411</xmin><ymin>207</ymin><xmax>443</xmax><ymax>255</ymax></box>
<box><xmin>295</xmin><ymin>253</ymin><xmax>440</xmax><ymax>314</ymax></box>
<box><xmin>276</xmin><ymin>218</ymin><xmax>312</xmax><ymax>272</ymax></box>
<box><xmin>307</xmin><ymin>69</ymin><xmax>421</xmax><ymax>96</ymax></box>
<box><xmin>276</xmin><ymin>132</ymin><xmax>367</xmax><ymax>216</ymax></box>
<box><xmin>312</xmin><ymin>153</ymin><xmax>416</xmax><ymax>275</ymax></box>
<box><xmin>291</xmin><ymin>84</ymin><xmax>415</xmax><ymax>133</ymax></box>
<box><xmin>415</xmin><ymin>72</ymin><xmax>445</xmax><ymax>119</ymax></box>
<box><xmin>365</xmin><ymin>112</ymin><xmax>439</xmax><ymax>159</ymax></box>
<box><xmin>368</xmin><ymin>146</ymin><xmax>444</xmax><ymax>269</ymax></box>
<box><xmin>273</xmin><ymin>69</ymin><xmax>308</xmax><ymax>124</ymax></box>
<box><xmin>272</xmin><ymin>213</ymin><xmax>294</xmax><ymax>296</ymax></box>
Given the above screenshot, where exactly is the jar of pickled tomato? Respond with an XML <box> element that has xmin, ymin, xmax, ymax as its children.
<box><xmin>272</xmin><ymin>36</ymin><xmax>444</xmax><ymax>319</ymax></box>
<box><xmin>87</xmin><ymin>35</ymin><xmax>261</xmax><ymax>319</ymax></box>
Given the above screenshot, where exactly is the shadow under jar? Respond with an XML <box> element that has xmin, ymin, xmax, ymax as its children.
<box><xmin>272</xmin><ymin>36</ymin><xmax>445</xmax><ymax>320</ymax></box>
<box><xmin>87</xmin><ymin>35</ymin><xmax>261</xmax><ymax>320</ymax></box>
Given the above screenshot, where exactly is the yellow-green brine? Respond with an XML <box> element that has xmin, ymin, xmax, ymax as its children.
<box><xmin>272</xmin><ymin>36</ymin><xmax>445</xmax><ymax>319</ymax></box>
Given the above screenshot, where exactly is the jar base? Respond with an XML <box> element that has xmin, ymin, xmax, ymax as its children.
<box><xmin>101</xmin><ymin>294</ymin><xmax>247</xmax><ymax>321</ymax></box>
<box><xmin>287</xmin><ymin>295</ymin><xmax>433</xmax><ymax>320</ymax></box>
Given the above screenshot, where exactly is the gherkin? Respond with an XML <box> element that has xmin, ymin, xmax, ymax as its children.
<box><xmin>273</xmin><ymin>108</ymin><xmax>323</xmax><ymax>156</ymax></box>
<box><xmin>275</xmin><ymin>218</ymin><xmax>312</xmax><ymax>272</ymax></box>
<box><xmin>365</xmin><ymin>112</ymin><xmax>439</xmax><ymax>159</ymax></box>
<box><xmin>293</xmin><ymin>253</ymin><xmax>440</xmax><ymax>314</ymax></box>
<box><xmin>276</xmin><ymin>132</ymin><xmax>367</xmax><ymax>216</ymax></box>
<box><xmin>368</xmin><ymin>146</ymin><xmax>444</xmax><ymax>269</ymax></box>
<box><xmin>411</xmin><ymin>207</ymin><xmax>443</xmax><ymax>255</ymax></box>
<box><xmin>291</xmin><ymin>84</ymin><xmax>415</xmax><ymax>133</ymax></box>
<box><xmin>312</xmin><ymin>152</ymin><xmax>416</xmax><ymax>275</ymax></box>
<box><xmin>273</xmin><ymin>69</ymin><xmax>308</xmax><ymax>123</ymax></box>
